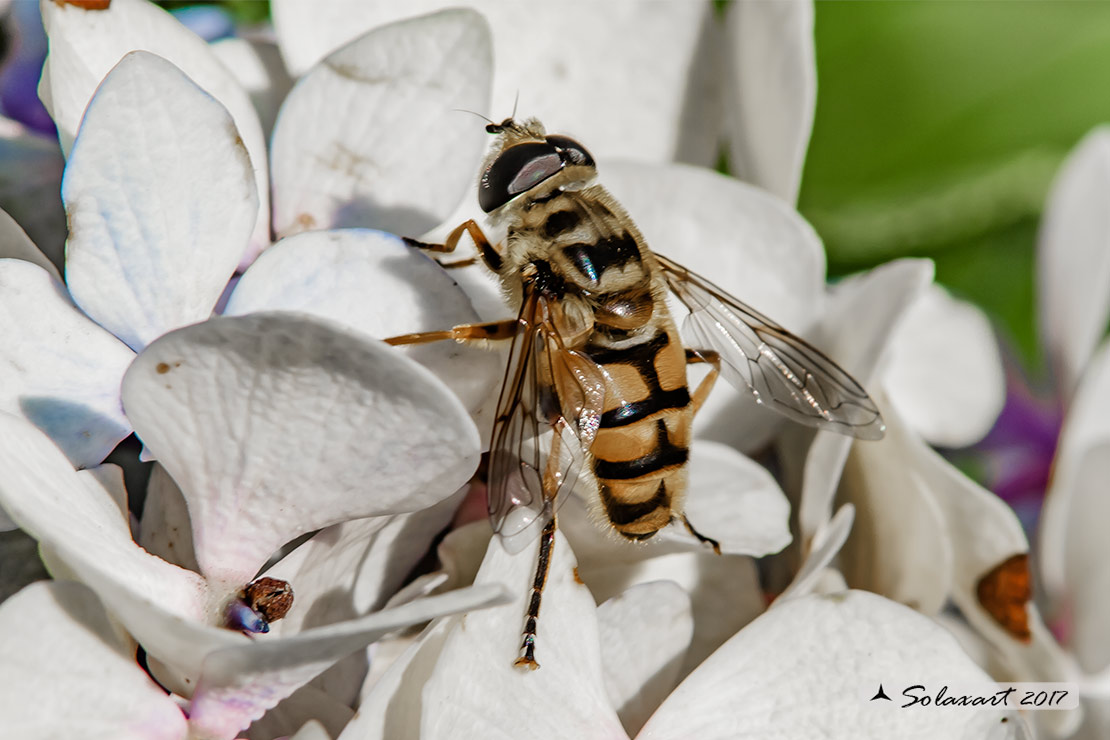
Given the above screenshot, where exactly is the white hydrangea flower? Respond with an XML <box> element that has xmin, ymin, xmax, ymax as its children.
<box><xmin>0</xmin><ymin>310</ymin><xmax>504</xmax><ymax>739</ymax></box>
<box><xmin>348</xmin><ymin>530</ymin><xmax>1025</xmax><ymax>739</ymax></box>
<box><xmin>1032</xmin><ymin>128</ymin><xmax>1110</xmax><ymax>740</ymax></box>
<box><xmin>0</xmin><ymin>6</ymin><xmax>498</xmax><ymax>474</ymax></box>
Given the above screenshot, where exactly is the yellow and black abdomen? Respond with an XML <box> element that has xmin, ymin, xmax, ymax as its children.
<box><xmin>583</xmin><ymin>327</ymin><xmax>693</xmax><ymax>540</ymax></box>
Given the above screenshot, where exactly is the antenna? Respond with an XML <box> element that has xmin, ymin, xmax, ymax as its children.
<box><xmin>511</xmin><ymin>90</ymin><xmax>520</xmax><ymax>120</ymax></box>
<box><xmin>452</xmin><ymin>108</ymin><xmax>495</xmax><ymax>125</ymax></box>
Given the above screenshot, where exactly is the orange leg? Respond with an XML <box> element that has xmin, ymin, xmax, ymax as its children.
<box><xmin>435</xmin><ymin>257</ymin><xmax>479</xmax><ymax>270</ymax></box>
<box><xmin>685</xmin><ymin>348</ymin><xmax>721</xmax><ymax>415</ymax></box>
<box><xmin>404</xmin><ymin>219</ymin><xmax>504</xmax><ymax>272</ymax></box>
<box><xmin>514</xmin><ymin>422</ymin><xmax>566</xmax><ymax>670</ymax></box>
<box><xmin>384</xmin><ymin>319</ymin><xmax>519</xmax><ymax>347</ymax></box>
<box><xmin>680</xmin><ymin>348</ymin><xmax>722</xmax><ymax>554</ymax></box>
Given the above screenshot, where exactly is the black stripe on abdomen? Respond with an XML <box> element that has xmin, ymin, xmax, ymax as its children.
<box><xmin>600</xmin><ymin>387</ymin><xmax>690</xmax><ymax>428</ymax></box>
<box><xmin>588</xmin><ymin>331</ymin><xmax>690</xmax><ymax>428</ymax></box>
<box><xmin>600</xmin><ymin>481</ymin><xmax>669</xmax><ymax>526</ymax></box>
<box><xmin>583</xmin><ymin>330</ymin><xmax>668</xmax><ymax>370</ymax></box>
<box><xmin>594</xmin><ymin>420</ymin><xmax>689</xmax><ymax>480</ymax></box>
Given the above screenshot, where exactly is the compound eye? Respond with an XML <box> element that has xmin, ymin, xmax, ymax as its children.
<box><xmin>479</xmin><ymin>142</ymin><xmax>562</xmax><ymax>212</ymax></box>
<box><xmin>545</xmin><ymin>135</ymin><xmax>595</xmax><ymax>167</ymax></box>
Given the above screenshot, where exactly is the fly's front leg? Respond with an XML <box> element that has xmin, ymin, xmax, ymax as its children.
<box><xmin>680</xmin><ymin>348</ymin><xmax>722</xmax><ymax>554</ymax></box>
<box><xmin>384</xmin><ymin>319</ymin><xmax>518</xmax><ymax>347</ymax></box>
<box><xmin>404</xmin><ymin>219</ymin><xmax>504</xmax><ymax>273</ymax></box>
<box><xmin>514</xmin><ymin>423</ymin><xmax>565</xmax><ymax>670</ymax></box>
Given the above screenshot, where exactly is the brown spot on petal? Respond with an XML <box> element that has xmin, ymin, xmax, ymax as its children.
<box><xmin>156</xmin><ymin>362</ymin><xmax>170</xmax><ymax>374</ymax></box>
<box><xmin>296</xmin><ymin>213</ymin><xmax>316</xmax><ymax>231</ymax></box>
<box><xmin>242</xmin><ymin>577</ymin><xmax>294</xmax><ymax>623</ymax></box>
<box><xmin>572</xmin><ymin>566</ymin><xmax>584</xmax><ymax>585</ymax></box>
<box><xmin>976</xmin><ymin>553</ymin><xmax>1032</xmax><ymax>643</ymax></box>
<box><xmin>56</xmin><ymin>0</ymin><xmax>111</xmax><ymax>8</ymax></box>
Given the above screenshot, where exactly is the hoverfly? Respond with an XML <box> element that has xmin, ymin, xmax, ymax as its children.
<box><xmin>388</xmin><ymin>117</ymin><xmax>884</xmax><ymax>668</ymax></box>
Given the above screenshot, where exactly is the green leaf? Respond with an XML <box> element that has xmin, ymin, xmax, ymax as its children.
<box><xmin>801</xmin><ymin>1</ymin><xmax>1110</xmax><ymax>373</ymax></box>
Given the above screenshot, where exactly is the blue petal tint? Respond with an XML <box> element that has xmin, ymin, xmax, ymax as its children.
<box><xmin>170</xmin><ymin>6</ymin><xmax>235</xmax><ymax>42</ymax></box>
<box><xmin>0</xmin><ymin>3</ymin><xmax>55</xmax><ymax>137</ymax></box>
<box><xmin>225</xmin><ymin>600</ymin><xmax>269</xmax><ymax>634</ymax></box>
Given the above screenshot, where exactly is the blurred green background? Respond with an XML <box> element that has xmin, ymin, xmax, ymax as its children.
<box><xmin>802</xmin><ymin>1</ymin><xmax>1110</xmax><ymax>377</ymax></box>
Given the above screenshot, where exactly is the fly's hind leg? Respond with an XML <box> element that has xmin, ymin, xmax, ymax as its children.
<box><xmin>404</xmin><ymin>219</ymin><xmax>504</xmax><ymax>272</ymax></box>
<box><xmin>514</xmin><ymin>422</ymin><xmax>566</xmax><ymax>670</ymax></box>
<box><xmin>516</xmin><ymin>513</ymin><xmax>556</xmax><ymax>670</ymax></box>
<box><xmin>685</xmin><ymin>348</ymin><xmax>721</xmax><ymax>415</ymax></box>
<box><xmin>679</xmin><ymin>348</ymin><xmax>722</xmax><ymax>554</ymax></box>
<box><xmin>681</xmin><ymin>515</ymin><xmax>721</xmax><ymax>555</ymax></box>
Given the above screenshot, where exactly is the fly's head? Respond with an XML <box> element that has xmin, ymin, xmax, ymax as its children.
<box><xmin>478</xmin><ymin>117</ymin><xmax>597</xmax><ymax>214</ymax></box>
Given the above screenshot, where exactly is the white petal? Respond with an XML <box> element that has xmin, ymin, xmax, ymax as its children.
<box><xmin>836</xmin><ymin>395</ymin><xmax>953</xmax><ymax>615</ymax></box>
<box><xmin>264</xmin><ymin>490</ymin><xmax>465</xmax><ymax>639</ymax></box>
<box><xmin>0</xmin><ymin>117</ymin><xmax>66</xmax><ymax>266</ymax></box>
<box><xmin>817</xmin><ymin>258</ymin><xmax>935</xmax><ymax>383</ymax></box>
<box><xmin>422</xmin><ymin>533</ymin><xmax>627</xmax><ymax>739</ymax></box>
<box><xmin>604</xmin><ymin>160</ymin><xmax>827</xmax><ymax>452</ymax></box>
<box><xmin>290</xmin><ymin>718</ymin><xmax>338</xmax><ymax>740</ymax></box>
<box><xmin>563</xmin><ymin>496</ymin><xmax>766</xmax><ymax>679</ymax></box>
<box><xmin>1037</xmin><ymin>127</ymin><xmax>1110</xmax><ymax>396</ymax></box>
<box><xmin>0</xmin><ymin>410</ymin><xmax>215</xmax><ymax>626</ymax></box>
<box><xmin>79</xmin><ymin>463</ymin><xmax>129</xmax><ymax>524</ymax></box>
<box><xmin>39</xmin><ymin>0</ymin><xmax>270</xmax><ymax>256</ymax></box>
<box><xmin>138</xmin><ymin>463</ymin><xmax>199</xmax><ymax>572</ymax></box>
<box><xmin>724</xmin><ymin>0</ymin><xmax>815</xmax><ymax>204</ymax></box>
<box><xmin>795</xmin><ymin>258</ymin><xmax>934</xmax><ymax>541</ymax></box>
<box><xmin>598</xmin><ymin>581</ymin><xmax>693</xmax><ymax>737</ymax></box>
<box><xmin>209</xmin><ymin>37</ymin><xmax>293</xmax><ymax>142</ymax></box>
<box><xmin>225</xmin><ymin>229</ymin><xmax>501</xmax><ymax>420</ymax></box>
<box><xmin>777</xmin><ymin>503</ymin><xmax>855</xmax><ymax>603</ymax></box>
<box><xmin>63</xmin><ymin>51</ymin><xmax>258</xmax><ymax>353</ymax></box>
<box><xmin>1041</xmin><ymin>340</ymin><xmax>1110</xmax><ymax>643</ymax></box>
<box><xmin>606</xmin><ymin>161</ymin><xmax>824</xmax><ymax>336</ymax></box>
<box><xmin>0</xmin><ymin>529</ymin><xmax>49</xmax><ymax>602</ymax></box>
<box><xmin>245</xmin><ymin>685</ymin><xmax>354</xmax><ymax>740</ymax></box>
<box><xmin>656</xmin><ymin>441</ymin><xmax>790</xmax><ymax>557</ymax></box>
<box><xmin>1067</xmin><ymin>696</ymin><xmax>1110</xmax><ymax>740</ymax></box>
<box><xmin>793</xmin><ymin>429</ymin><xmax>852</xmax><ymax>544</ymax></box>
<box><xmin>122</xmin><ymin>313</ymin><xmax>481</xmax><ymax>588</ymax></box>
<box><xmin>909</xmin><ymin>402</ymin><xmax>1075</xmax><ymax>730</ymax></box>
<box><xmin>0</xmin><ymin>581</ymin><xmax>188</xmax><ymax>740</ymax></box>
<box><xmin>942</xmin><ymin>615</ymin><xmax>1081</xmax><ymax>740</ymax></box>
<box><xmin>0</xmin><ymin>259</ymin><xmax>133</xmax><ymax>467</ymax></box>
<box><xmin>639</xmin><ymin>591</ymin><xmax>1022</xmax><ymax>739</ymax></box>
<box><xmin>272</xmin><ymin>1</ymin><xmax>720</xmax><ymax>166</ymax></box>
<box><xmin>250</xmin><ymin>687</ymin><xmax>352</xmax><ymax>740</ymax></box>
<box><xmin>346</xmin><ymin>618</ymin><xmax>457</xmax><ymax>740</ymax></box>
<box><xmin>1047</xmin><ymin>444</ymin><xmax>1110</xmax><ymax>673</ymax></box>
<box><xmin>188</xmin><ymin>584</ymin><xmax>507</xmax><ymax>740</ymax></box>
<box><xmin>0</xmin><ymin>205</ymin><xmax>59</xmax><ymax>279</ymax></box>
<box><xmin>426</xmin><ymin>518</ymin><xmax>493</xmax><ymax>593</ymax></box>
<box><xmin>883</xmin><ymin>284</ymin><xmax>1005</xmax><ymax>447</ymax></box>
<box><xmin>270</xmin><ymin>9</ymin><xmax>492</xmax><ymax>240</ymax></box>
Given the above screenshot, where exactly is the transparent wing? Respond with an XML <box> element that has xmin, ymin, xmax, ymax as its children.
<box><xmin>487</xmin><ymin>290</ymin><xmax>607</xmax><ymax>554</ymax></box>
<box><xmin>655</xmin><ymin>253</ymin><xmax>885</xmax><ymax>440</ymax></box>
